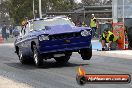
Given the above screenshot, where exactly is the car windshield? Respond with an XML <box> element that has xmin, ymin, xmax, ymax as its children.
<box><xmin>33</xmin><ymin>17</ymin><xmax>75</xmax><ymax>30</ymax></box>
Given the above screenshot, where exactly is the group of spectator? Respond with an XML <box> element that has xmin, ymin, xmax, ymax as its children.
<box><xmin>75</xmin><ymin>14</ymin><xmax>98</xmax><ymax>38</ymax></box>
<box><xmin>1</xmin><ymin>25</ymin><xmax>14</xmax><ymax>41</ymax></box>
<box><xmin>74</xmin><ymin>15</ymin><xmax>118</xmax><ymax>51</ymax></box>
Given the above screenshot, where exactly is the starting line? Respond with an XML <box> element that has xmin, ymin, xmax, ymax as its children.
<box><xmin>0</xmin><ymin>43</ymin><xmax>14</xmax><ymax>47</ymax></box>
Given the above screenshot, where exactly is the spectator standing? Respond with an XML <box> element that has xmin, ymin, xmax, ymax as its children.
<box><xmin>9</xmin><ymin>25</ymin><xmax>13</xmax><ymax>37</ymax></box>
<box><xmin>6</xmin><ymin>28</ymin><xmax>10</xmax><ymax>38</ymax></box>
<box><xmin>2</xmin><ymin>25</ymin><xmax>8</xmax><ymax>40</ymax></box>
<box><xmin>21</xmin><ymin>17</ymin><xmax>28</xmax><ymax>34</ymax></box>
<box><xmin>90</xmin><ymin>14</ymin><xmax>98</xmax><ymax>38</ymax></box>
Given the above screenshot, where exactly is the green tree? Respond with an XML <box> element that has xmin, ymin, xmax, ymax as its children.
<box><xmin>81</xmin><ymin>0</ymin><xmax>112</xmax><ymax>5</ymax></box>
<box><xmin>6</xmin><ymin>0</ymin><xmax>76</xmax><ymax>25</ymax></box>
<box><xmin>0</xmin><ymin>1</ymin><xmax>10</xmax><ymax>25</ymax></box>
<box><xmin>48</xmin><ymin>0</ymin><xmax>76</xmax><ymax>11</ymax></box>
<box><xmin>7</xmin><ymin>0</ymin><xmax>33</xmax><ymax>25</ymax></box>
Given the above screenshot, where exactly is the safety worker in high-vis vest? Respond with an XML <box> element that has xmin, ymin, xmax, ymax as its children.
<box><xmin>90</xmin><ymin>14</ymin><xmax>97</xmax><ymax>38</ymax></box>
<box><xmin>101</xmin><ymin>29</ymin><xmax>118</xmax><ymax>51</ymax></box>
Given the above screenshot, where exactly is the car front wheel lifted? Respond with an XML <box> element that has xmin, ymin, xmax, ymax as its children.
<box><xmin>80</xmin><ymin>44</ymin><xmax>92</xmax><ymax>60</ymax></box>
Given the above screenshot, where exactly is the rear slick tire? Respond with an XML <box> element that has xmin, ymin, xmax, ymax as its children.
<box><xmin>18</xmin><ymin>48</ymin><xmax>27</xmax><ymax>64</ymax></box>
<box><xmin>33</xmin><ymin>45</ymin><xmax>43</xmax><ymax>67</ymax></box>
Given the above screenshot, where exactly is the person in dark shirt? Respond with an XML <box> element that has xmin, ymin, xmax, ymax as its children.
<box><xmin>2</xmin><ymin>25</ymin><xmax>8</xmax><ymax>40</ymax></box>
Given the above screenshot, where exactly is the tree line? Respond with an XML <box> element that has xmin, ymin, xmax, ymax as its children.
<box><xmin>4</xmin><ymin>0</ymin><xmax>76</xmax><ymax>25</ymax></box>
<box><xmin>1</xmin><ymin>0</ymin><xmax>112</xmax><ymax>25</ymax></box>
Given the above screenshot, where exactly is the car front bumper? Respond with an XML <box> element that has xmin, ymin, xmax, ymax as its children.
<box><xmin>38</xmin><ymin>37</ymin><xmax>91</xmax><ymax>54</ymax></box>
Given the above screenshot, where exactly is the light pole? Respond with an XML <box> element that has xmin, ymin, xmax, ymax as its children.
<box><xmin>83</xmin><ymin>6</ymin><xmax>85</xmax><ymax>22</ymax></box>
<box><xmin>123</xmin><ymin>0</ymin><xmax>125</xmax><ymax>49</ymax></box>
<box><xmin>112</xmin><ymin>0</ymin><xmax>118</xmax><ymax>23</ymax></box>
<box><xmin>33</xmin><ymin>0</ymin><xmax>35</xmax><ymax>19</ymax></box>
<box><xmin>39</xmin><ymin>0</ymin><xmax>42</xmax><ymax>18</ymax></box>
<box><xmin>123</xmin><ymin>0</ymin><xmax>125</xmax><ymax>25</ymax></box>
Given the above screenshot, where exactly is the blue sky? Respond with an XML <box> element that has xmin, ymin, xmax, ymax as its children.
<box><xmin>75</xmin><ymin>0</ymin><xmax>82</xmax><ymax>3</ymax></box>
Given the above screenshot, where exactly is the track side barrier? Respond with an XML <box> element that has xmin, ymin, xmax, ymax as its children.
<box><xmin>0</xmin><ymin>34</ymin><xmax>3</xmax><ymax>43</ymax></box>
<box><xmin>113</xmin><ymin>22</ymin><xmax>128</xmax><ymax>50</ymax></box>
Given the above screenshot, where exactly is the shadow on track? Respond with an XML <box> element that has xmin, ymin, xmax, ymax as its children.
<box><xmin>5</xmin><ymin>60</ymin><xmax>89</xmax><ymax>70</ymax></box>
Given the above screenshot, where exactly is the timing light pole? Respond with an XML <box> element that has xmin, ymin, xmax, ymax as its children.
<box><xmin>39</xmin><ymin>0</ymin><xmax>42</xmax><ymax>18</ymax></box>
<box><xmin>33</xmin><ymin>0</ymin><xmax>35</xmax><ymax>19</ymax></box>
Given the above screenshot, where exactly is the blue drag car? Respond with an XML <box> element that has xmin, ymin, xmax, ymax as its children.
<box><xmin>14</xmin><ymin>16</ymin><xmax>92</xmax><ymax>67</ymax></box>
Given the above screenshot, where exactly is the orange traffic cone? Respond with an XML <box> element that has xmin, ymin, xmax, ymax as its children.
<box><xmin>0</xmin><ymin>34</ymin><xmax>3</xmax><ymax>43</ymax></box>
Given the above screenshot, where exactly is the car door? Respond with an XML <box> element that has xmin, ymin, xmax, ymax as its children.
<box><xmin>16</xmin><ymin>23</ymin><xmax>30</xmax><ymax>57</ymax></box>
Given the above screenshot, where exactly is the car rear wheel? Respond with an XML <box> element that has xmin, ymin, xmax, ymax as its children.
<box><xmin>33</xmin><ymin>45</ymin><xmax>43</xmax><ymax>67</ymax></box>
<box><xmin>18</xmin><ymin>48</ymin><xmax>27</xmax><ymax>64</ymax></box>
<box><xmin>54</xmin><ymin>52</ymin><xmax>72</xmax><ymax>64</ymax></box>
<box><xmin>80</xmin><ymin>44</ymin><xmax>92</xmax><ymax>60</ymax></box>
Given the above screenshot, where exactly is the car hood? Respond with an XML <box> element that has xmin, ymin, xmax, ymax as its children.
<box><xmin>31</xmin><ymin>24</ymin><xmax>91</xmax><ymax>36</ymax></box>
